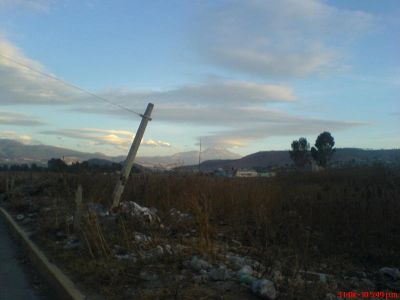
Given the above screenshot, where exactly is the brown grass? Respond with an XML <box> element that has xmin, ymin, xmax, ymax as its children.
<box><xmin>1</xmin><ymin>166</ymin><xmax>400</xmax><ymax>299</ymax></box>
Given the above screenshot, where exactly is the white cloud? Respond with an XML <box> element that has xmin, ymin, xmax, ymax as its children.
<box><xmin>0</xmin><ymin>0</ymin><xmax>54</xmax><ymax>11</ymax></box>
<box><xmin>41</xmin><ymin>128</ymin><xmax>171</xmax><ymax>151</ymax></box>
<box><xmin>0</xmin><ymin>36</ymin><xmax>82</xmax><ymax>105</ymax></box>
<box><xmin>194</xmin><ymin>0</ymin><xmax>374</xmax><ymax>77</ymax></box>
<box><xmin>200</xmin><ymin>120</ymin><xmax>368</xmax><ymax>148</ymax></box>
<box><xmin>0</xmin><ymin>110</ymin><xmax>44</xmax><ymax>126</ymax></box>
<box><xmin>0</xmin><ymin>130</ymin><xmax>35</xmax><ymax>144</ymax></box>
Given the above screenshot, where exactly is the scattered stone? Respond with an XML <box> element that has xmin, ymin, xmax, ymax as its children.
<box><xmin>120</xmin><ymin>201</ymin><xmax>159</xmax><ymax>223</ymax></box>
<box><xmin>164</xmin><ymin>244</ymin><xmax>173</xmax><ymax>255</ymax></box>
<box><xmin>379</xmin><ymin>267</ymin><xmax>400</xmax><ymax>281</ymax></box>
<box><xmin>134</xmin><ymin>232</ymin><xmax>151</xmax><ymax>243</ymax></box>
<box><xmin>141</xmin><ymin>245</ymin><xmax>164</xmax><ymax>259</ymax></box>
<box><xmin>300</xmin><ymin>271</ymin><xmax>329</xmax><ymax>284</ymax></box>
<box><xmin>226</xmin><ymin>253</ymin><xmax>246</xmax><ymax>270</ymax></box>
<box><xmin>251</xmin><ymin>279</ymin><xmax>277</xmax><ymax>299</ymax></box>
<box><xmin>21</xmin><ymin>217</ymin><xmax>33</xmax><ymax>225</ymax></box>
<box><xmin>140</xmin><ymin>271</ymin><xmax>159</xmax><ymax>281</ymax></box>
<box><xmin>115</xmin><ymin>253</ymin><xmax>137</xmax><ymax>262</ymax></box>
<box><xmin>190</xmin><ymin>256</ymin><xmax>211</xmax><ymax>272</ymax></box>
<box><xmin>272</xmin><ymin>270</ymin><xmax>285</xmax><ymax>283</ymax></box>
<box><xmin>237</xmin><ymin>265</ymin><xmax>253</xmax><ymax>277</ymax></box>
<box><xmin>360</xmin><ymin>278</ymin><xmax>375</xmax><ymax>290</ymax></box>
<box><xmin>169</xmin><ymin>208</ymin><xmax>192</xmax><ymax>221</ymax></box>
<box><xmin>325</xmin><ymin>293</ymin><xmax>338</xmax><ymax>300</ymax></box>
<box><xmin>193</xmin><ymin>274</ymin><xmax>209</xmax><ymax>284</ymax></box>
<box><xmin>209</xmin><ymin>265</ymin><xmax>232</xmax><ymax>281</ymax></box>
<box><xmin>63</xmin><ymin>236</ymin><xmax>81</xmax><ymax>249</ymax></box>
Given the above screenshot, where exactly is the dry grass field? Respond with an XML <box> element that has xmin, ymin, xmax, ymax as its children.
<box><xmin>1</xmin><ymin>166</ymin><xmax>400</xmax><ymax>299</ymax></box>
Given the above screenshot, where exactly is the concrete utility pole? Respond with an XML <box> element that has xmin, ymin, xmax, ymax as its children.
<box><xmin>110</xmin><ymin>103</ymin><xmax>154</xmax><ymax>210</ymax></box>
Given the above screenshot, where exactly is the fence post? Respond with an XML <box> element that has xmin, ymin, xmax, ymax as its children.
<box><xmin>74</xmin><ymin>185</ymin><xmax>83</xmax><ymax>233</ymax></box>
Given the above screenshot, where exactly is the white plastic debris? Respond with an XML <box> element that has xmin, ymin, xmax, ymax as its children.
<box><xmin>120</xmin><ymin>201</ymin><xmax>159</xmax><ymax>223</ymax></box>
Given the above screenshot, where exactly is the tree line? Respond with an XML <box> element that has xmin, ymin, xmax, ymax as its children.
<box><xmin>289</xmin><ymin>131</ymin><xmax>335</xmax><ymax>169</ymax></box>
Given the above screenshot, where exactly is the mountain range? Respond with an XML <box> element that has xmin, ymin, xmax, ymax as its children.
<box><xmin>0</xmin><ymin>139</ymin><xmax>240</xmax><ymax>168</ymax></box>
<box><xmin>188</xmin><ymin>148</ymin><xmax>400</xmax><ymax>171</ymax></box>
<box><xmin>1</xmin><ymin>139</ymin><xmax>399</xmax><ymax>170</ymax></box>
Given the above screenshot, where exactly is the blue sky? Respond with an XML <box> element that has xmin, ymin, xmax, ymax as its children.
<box><xmin>0</xmin><ymin>0</ymin><xmax>399</xmax><ymax>157</ymax></box>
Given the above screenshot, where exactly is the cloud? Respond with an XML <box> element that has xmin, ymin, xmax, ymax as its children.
<box><xmin>0</xmin><ymin>130</ymin><xmax>35</xmax><ymax>144</ymax></box>
<box><xmin>0</xmin><ymin>110</ymin><xmax>44</xmax><ymax>126</ymax></box>
<box><xmin>41</xmin><ymin>128</ymin><xmax>171</xmax><ymax>150</ymax></box>
<box><xmin>193</xmin><ymin>0</ymin><xmax>374</xmax><ymax>77</ymax></box>
<box><xmin>0</xmin><ymin>0</ymin><xmax>54</xmax><ymax>11</ymax></box>
<box><xmin>0</xmin><ymin>36</ymin><xmax>82</xmax><ymax>105</ymax></box>
<box><xmin>200</xmin><ymin>119</ymin><xmax>368</xmax><ymax>148</ymax></box>
<box><xmin>96</xmin><ymin>79</ymin><xmax>295</xmax><ymax>107</ymax></box>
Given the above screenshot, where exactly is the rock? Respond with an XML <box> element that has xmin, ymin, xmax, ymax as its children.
<box><xmin>325</xmin><ymin>293</ymin><xmax>338</xmax><ymax>300</ymax></box>
<box><xmin>379</xmin><ymin>267</ymin><xmax>400</xmax><ymax>281</ymax></box>
<box><xmin>272</xmin><ymin>270</ymin><xmax>285</xmax><ymax>283</ymax></box>
<box><xmin>240</xmin><ymin>274</ymin><xmax>257</xmax><ymax>285</ymax></box>
<box><xmin>120</xmin><ymin>201</ymin><xmax>159</xmax><ymax>223</ymax></box>
<box><xmin>300</xmin><ymin>271</ymin><xmax>329</xmax><ymax>284</ymax></box>
<box><xmin>251</xmin><ymin>279</ymin><xmax>277</xmax><ymax>299</ymax></box>
<box><xmin>143</xmin><ymin>245</ymin><xmax>164</xmax><ymax>259</ymax></box>
<box><xmin>164</xmin><ymin>244</ymin><xmax>173</xmax><ymax>255</ymax></box>
<box><xmin>193</xmin><ymin>274</ymin><xmax>209</xmax><ymax>284</ymax></box>
<box><xmin>190</xmin><ymin>256</ymin><xmax>211</xmax><ymax>272</ymax></box>
<box><xmin>360</xmin><ymin>278</ymin><xmax>375</xmax><ymax>290</ymax></box>
<box><xmin>237</xmin><ymin>265</ymin><xmax>253</xmax><ymax>277</ymax></box>
<box><xmin>226</xmin><ymin>253</ymin><xmax>246</xmax><ymax>269</ymax></box>
<box><xmin>87</xmin><ymin>202</ymin><xmax>109</xmax><ymax>217</ymax></box>
<box><xmin>16</xmin><ymin>214</ymin><xmax>25</xmax><ymax>221</ymax></box>
<box><xmin>115</xmin><ymin>253</ymin><xmax>137</xmax><ymax>262</ymax></box>
<box><xmin>169</xmin><ymin>208</ymin><xmax>192</xmax><ymax>221</ymax></box>
<box><xmin>134</xmin><ymin>232</ymin><xmax>151</xmax><ymax>243</ymax></box>
<box><xmin>209</xmin><ymin>265</ymin><xmax>232</xmax><ymax>281</ymax></box>
<box><xmin>63</xmin><ymin>236</ymin><xmax>80</xmax><ymax>249</ymax></box>
<box><xmin>140</xmin><ymin>271</ymin><xmax>159</xmax><ymax>281</ymax></box>
<box><xmin>21</xmin><ymin>217</ymin><xmax>33</xmax><ymax>225</ymax></box>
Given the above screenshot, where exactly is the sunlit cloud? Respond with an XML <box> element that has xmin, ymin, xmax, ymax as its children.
<box><xmin>40</xmin><ymin>128</ymin><xmax>171</xmax><ymax>151</ymax></box>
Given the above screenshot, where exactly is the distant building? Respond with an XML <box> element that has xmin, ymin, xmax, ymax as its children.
<box><xmin>235</xmin><ymin>169</ymin><xmax>258</xmax><ymax>177</ymax></box>
<box><xmin>213</xmin><ymin>168</ymin><xmax>227</xmax><ymax>177</ymax></box>
<box><xmin>258</xmin><ymin>171</ymin><xmax>276</xmax><ymax>177</ymax></box>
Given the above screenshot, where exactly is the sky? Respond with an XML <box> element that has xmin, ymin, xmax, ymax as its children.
<box><xmin>0</xmin><ymin>0</ymin><xmax>399</xmax><ymax>157</ymax></box>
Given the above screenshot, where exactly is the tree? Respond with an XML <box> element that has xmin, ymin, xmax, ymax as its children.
<box><xmin>289</xmin><ymin>137</ymin><xmax>311</xmax><ymax>168</ymax></box>
<box><xmin>47</xmin><ymin>158</ymin><xmax>67</xmax><ymax>171</ymax></box>
<box><xmin>311</xmin><ymin>131</ymin><xmax>335</xmax><ymax>168</ymax></box>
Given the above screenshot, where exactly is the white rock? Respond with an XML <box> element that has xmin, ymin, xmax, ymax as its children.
<box><xmin>252</xmin><ymin>279</ymin><xmax>277</xmax><ymax>299</ymax></box>
<box><xmin>237</xmin><ymin>265</ymin><xmax>253</xmax><ymax>277</ymax></box>
<box><xmin>379</xmin><ymin>267</ymin><xmax>400</xmax><ymax>281</ymax></box>
<box><xmin>190</xmin><ymin>256</ymin><xmax>211</xmax><ymax>272</ymax></box>
<box><xmin>210</xmin><ymin>265</ymin><xmax>232</xmax><ymax>281</ymax></box>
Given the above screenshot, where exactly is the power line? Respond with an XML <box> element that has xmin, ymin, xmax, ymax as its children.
<box><xmin>0</xmin><ymin>52</ymin><xmax>144</xmax><ymax>118</ymax></box>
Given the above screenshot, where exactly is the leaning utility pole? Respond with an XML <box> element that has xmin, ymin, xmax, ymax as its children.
<box><xmin>110</xmin><ymin>103</ymin><xmax>154</xmax><ymax>210</ymax></box>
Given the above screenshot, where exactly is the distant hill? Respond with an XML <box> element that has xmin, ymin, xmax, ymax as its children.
<box><xmin>179</xmin><ymin>148</ymin><xmax>400</xmax><ymax>172</ymax></box>
<box><xmin>137</xmin><ymin>147</ymin><xmax>241</xmax><ymax>168</ymax></box>
<box><xmin>0</xmin><ymin>139</ymin><xmax>241</xmax><ymax>168</ymax></box>
<box><xmin>0</xmin><ymin>139</ymin><xmax>110</xmax><ymax>165</ymax></box>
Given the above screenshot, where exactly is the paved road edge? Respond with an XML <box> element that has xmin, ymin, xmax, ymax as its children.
<box><xmin>0</xmin><ymin>207</ymin><xmax>86</xmax><ymax>300</ymax></box>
